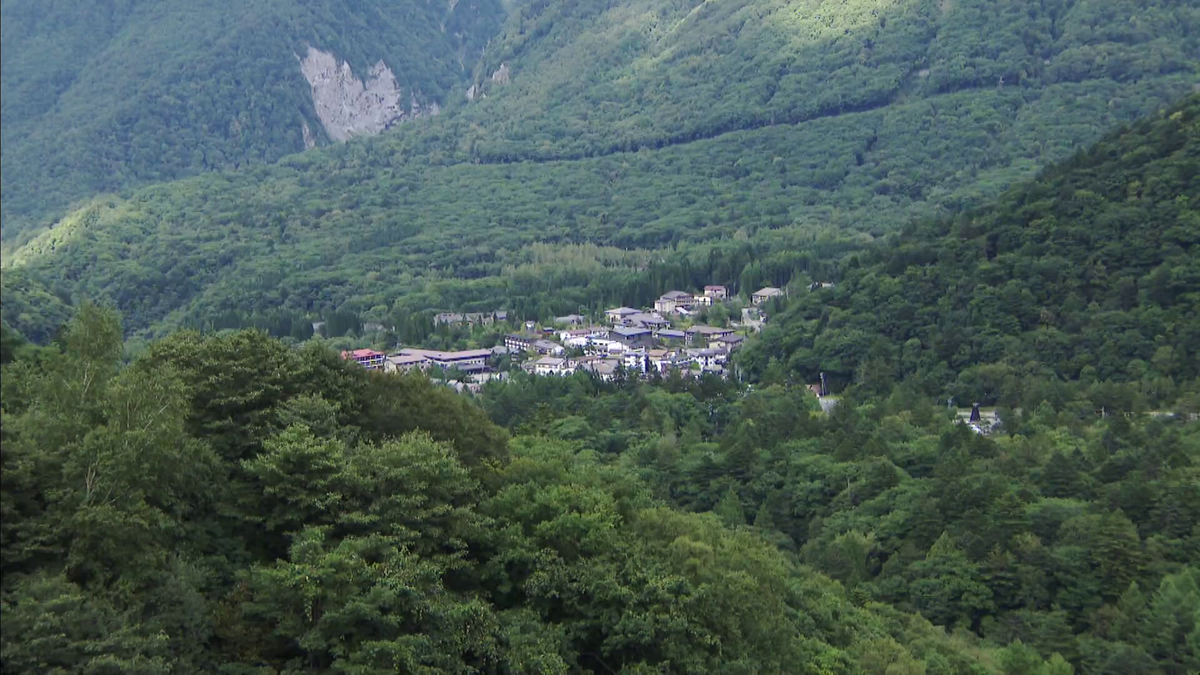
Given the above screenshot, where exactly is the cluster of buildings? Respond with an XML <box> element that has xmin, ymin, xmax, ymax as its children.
<box><xmin>498</xmin><ymin>286</ymin><xmax>761</xmax><ymax>380</ymax></box>
<box><xmin>341</xmin><ymin>347</ymin><xmax>495</xmax><ymax>375</ymax></box>
<box><xmin>341</xmin><ymin>283</ymin><xmax>806</xmax><ymax>385</ymax></box>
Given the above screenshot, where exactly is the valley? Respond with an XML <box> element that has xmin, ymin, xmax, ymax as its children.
<box><xmin>0</xmin><ymin>1</ymin><xmax>1197</xmax><ymax>673</ymax></box>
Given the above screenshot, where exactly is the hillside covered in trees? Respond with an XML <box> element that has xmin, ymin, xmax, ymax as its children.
<box><xmin>738</xmin><ymin>93</ymin><xmax>1200</xmax><ymax>404</ymax></box>
<box><xmin>0</xmin><ymin>0</ymin><xmax>505</xmax><ymax>242</ymax></box>
<box><xmin>4</xmin><ymin>0</ymin><xmax>1198</xmax><ymax>338</ymax></box>
<box><xmin>0</xmin><ymin>308</ymin><xmax>1101</xmax><ymax>674</ymax></box>
<box><xmin>2</xmin><ymin>88</ymin><xmax>1197</xmax><ymax>674</ymax></box>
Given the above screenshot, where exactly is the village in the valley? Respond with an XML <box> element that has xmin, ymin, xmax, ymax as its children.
<box><xmin>340</xmin><ymin>285</ymin><xmax>792</xmax><ymax>392</ymax></box>
<box><xmin>337</xmin><ymin>281</ymin><xmax>1016</xmax><ymax>436</ymax></box>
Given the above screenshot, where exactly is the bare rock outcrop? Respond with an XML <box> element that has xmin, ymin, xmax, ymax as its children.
<box><xmin>465</xmin><ymin>63</ymin><xmax>509</xmax><ymax>102</ymax></box>
<box><xmin>301</xmin><ymin>120</ymin><xmax>316</xmax><ymax>149</ymax></box>
<box><xmin>298</xmin><ymin>46</ymin><xmax>437</xmax><ymax>142</ymax></box>
<box><xmin>490</xmin><ymin>63</ymin><xmax>511</xmax><ymax>85</ymax></box>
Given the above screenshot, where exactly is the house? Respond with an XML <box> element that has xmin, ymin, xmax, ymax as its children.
<box><xmin>647</xmin><ymin>349</ymin><xmax>677</xmax><ymax>373</ymax></box>
<box><xmin>562</xmin><ymin>335</ymin><xmax>591</xmax><ymax>349</ymax></box>
<box><xmin>717</xmin><ymin>334</ymin><xmax>746</xmax><ymax>350</ymax></box>
<box><xmin>385</xmin><ymin>353</ymin><xmax>430</xmax><ymax>372</ymax></box>
<box><xmin>581</xmin><ymin>359</ymin><xmax>621</xmax><ymax>381</ymax></box>
<box><xmin>494</xmin><ymin>310</ymin><xmax>509</xmax><ymax>323</ymax></box>
<box><xmin>655</xmin><ymin>328</ymin><xmax>686</xmax><ymax>344</ymax></box>
<box><xmin>623</xmin><ymin>349</ymin><xmax>648</xmax><ymax>374</ymax></box>
<box><xmin>656</xmin><ymin>354</ymin><xmax>694</xmax><ymax>374</ymax></box>
<box><xmin>685</xmin><ymin>325</ymin><xmax>734</xmax><ymax>344</ymax></box>
<box><xmin>532</xmin><ymin>357</ymin><xmax>575</xmax><ymax>376</ymax></box>
<box><xmin>559</xmin><ymin>327</ymin><xmax>606</xmax><ymax>341</ymax></box>
<box><xmin>808</xmin><ymin>281</ymin><xmax>835</xmax><ymax>292</ymax></box>
<box><xmin>752</xmin><ymin>287</ymin><xmax>785</xmax><ymax>305</ymax></box>
<box><xmin>554</xmin><ymin>314</ymin><xmax>587</xmax><ymax>326</ymax></box>
<box><xmin>533</xmin><ymin>339</ymin><xmax>565</xmax><ymax>356</ymax></box>
<box><xmin>504</xmin><ymin>334</ymin><xmax>536</xmax><ymax>353</ymax></box>
<box><xmin>341</xmin><ymin>349</ymin><xmax>386</xmax><ymax>370</ymax></box>
<box><xmin>610</xmin><ymin>326</ymin><xmax>655</xmax><ymax>349</ymax></box>
<box><xmin>691</xmin><ymin>295</ymin><xmax>713</xmax><ymax>307</ymax></box>
<box><xmin>704</xmin><ymin>285</ymin><xmax>728</xmax><ymax>300</ymax></box>
<box><xmin>686</xmin><ymin>348</ymin><xmax>725</xmax><ymax>372</ymax></box>
<box><xmin>586</xmin><ymin>338</ymin><xmax>627</xmax><ymax>356</ymax></box>
<box><xmin>654</xmin><ymin>291</ymin><xmax>695</xmax><ymax>314</ymax></box>
<box><xmin>433</xmin><ymin>312</ymin><xmax>465</xmax><ymax>326</ymax></box>
<box><xmin>626</xmin><ymin>312</ymin><xmax>671</xmax><ymax>329</ymax></box>
<box><xmin>605</xmin><ymin>307</ymin><xmax>640</xmax><ymax>324</ymax></box>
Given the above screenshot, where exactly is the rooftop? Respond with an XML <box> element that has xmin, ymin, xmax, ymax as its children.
<box><xmin>686</xmin><ymin>325</ymin><xmax>733</xmax><ymax>335</ymax></box>
<box><xmin>628</xmin><ymin>312</ymin><xmax>669</xmax><ymax>324</ymax></box>
<box><xmin>343</xmin><ymin>348</ymin><xmax>384</xmax><ymax>359</ymax></box>
<box><xmin>398</xmin><ymin>348</ymin><xmax>492</xmax><ymax>361</ymax></box>
<box><xmin>387</xmin><ymin>353</ymin><xmax>428</xmax><ymax>365</ymax></box>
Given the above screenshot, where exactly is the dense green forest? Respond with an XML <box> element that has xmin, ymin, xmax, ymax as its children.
<box><xmin>2</xmin><ymin>304</ymin><xmax>1196</xmax><ymax>673</ymax></box>
<box><xmin>4</xmin><ymin>0</ymin><xmax>1198</xmax><ymax>337</ymax></box>
<box><xmin>738</xmin><ymin>93</ymin><xmax>1200</xmax><ymax>402</ymax></box>
<box><xmin>478</xmin><ymin>371</ymin><xmax>1199</xmax><ymax>674</ymax></box>
<box><xmin>2</xmin><ymin>91</ymin><xmax>1197</xmax><ymax>673</ymax></box>
<box><xmin>0</xmin><ymin>308</ymin><xmax>1095</xmax><ymax>674</ymax></box>
<box><xmin>3</xmin><ymin>2</ymin><xmax>1198</xmax><ymax>672</ymax></box>
<box><xmin>0</xmin><ymin>0</ymin><xmax>505</xmax><ymax>242</ymax></box>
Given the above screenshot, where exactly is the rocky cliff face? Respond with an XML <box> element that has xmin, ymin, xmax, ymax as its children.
<box><xmin>298</xmin><ymin>46</ymin><xmax>439</xmax><ymax>142</ymax></box>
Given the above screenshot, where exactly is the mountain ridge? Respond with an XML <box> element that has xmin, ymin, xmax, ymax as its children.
<box><xmin>3</xmin><ymin>0</ymin><xmax>1199</xmax><ymax>344</ymax></box>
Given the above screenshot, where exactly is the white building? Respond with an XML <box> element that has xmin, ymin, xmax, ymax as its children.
<box><xmin>605</xmin><ymin>307</ymin><xmax>640</xmax><ymax>324</ymax></box>
<box><xmin>654</xmin><ymin>291</ymin><xmax>695</xmax><ymax>315</ymax></box>
<box><xmin>752</xmin><ymin>287</ymin><xmax>785</xmax><ymax>305</ymax></box>
<box><xmin>532</xmin><ymin>356</ymin><xmax>576</xmax><ymax>376</ymax></box>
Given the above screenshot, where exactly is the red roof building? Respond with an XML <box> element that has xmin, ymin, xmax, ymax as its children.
<box><xmin>341</xmin><ymin>348</ymin><xmax>386</xmax><ymax>370</ymax></box>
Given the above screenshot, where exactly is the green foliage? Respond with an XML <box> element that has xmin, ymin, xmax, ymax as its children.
<box><xmin>3</xmin><ymin>11</ymin><xmax>1199</xmax><ymax>674</ymax></box>
<box><xmin>478</xmin><ymin>370</ymin><xmax>1199</xmax><ymax>674</ymax></box>
<box><xmin>2</xmin><ymin>305</ymin><xmax>1091</xmax><ymax>673</ymax></box>
<box><xmin>0</xmin><ymin>573</ymin><xmax>173</xmax><ymax>674</ymax></box>
<box><xmin>5</xmin><ymin>1</ymin><xmax>1198</xmax><ymax>340</ymax></box>
<box><xmin>741</xmin><ymin>95</ymin><xmax>1200</xmax><ymax>400</ymax></box>
<box><xmin>0</xmin><ymin>0</ymin><xmax>505</xmax><ymax>240</ymax></box>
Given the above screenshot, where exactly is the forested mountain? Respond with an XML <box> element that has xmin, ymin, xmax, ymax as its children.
<box><xmin>738</xmin><ymin>93</ymin><xmax>1200</xmax><ymax>405</ymax></box>
<box><xmin>0</xmin><ymin>308</ymin><xmax>1100</xmax><ymax>673</ymax></box>
<box><xmin>0</xmin><ymin>0</ymin><xmax>505</xmax><ymax>242</ymax></box>
<box><xmin>3</xmin><ymin>0</ymin><xmax>1198</xmax><ymax>339</ymax></box>
<box><xmin>479</xmin><ymin>370</ymin><xmax>1199</xmax><ymax>675</ymax></box>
